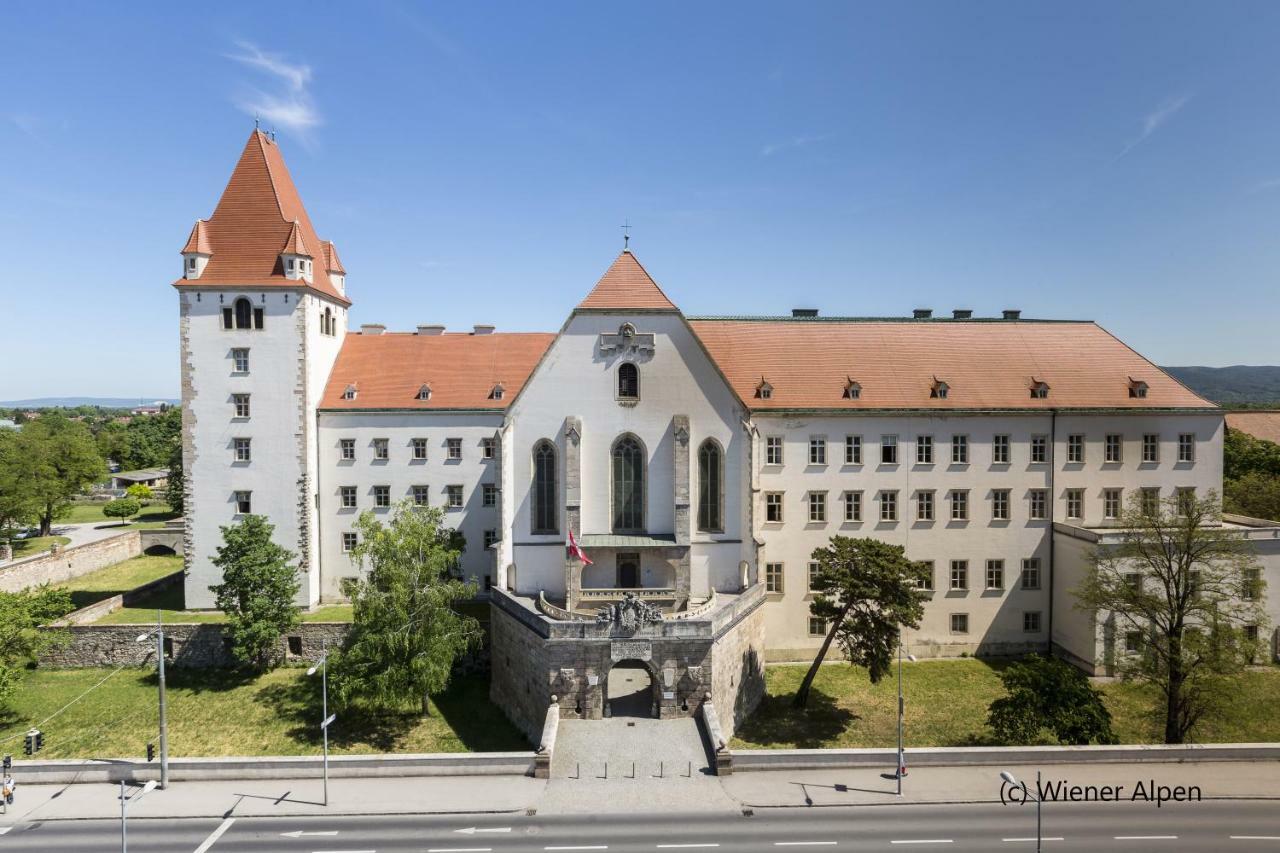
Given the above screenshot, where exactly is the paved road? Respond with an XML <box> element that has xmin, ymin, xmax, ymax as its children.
<box><xmin>2</xmin><ymin>801</ymin><xmax>1278</xmax><ymax>852</ymax></box>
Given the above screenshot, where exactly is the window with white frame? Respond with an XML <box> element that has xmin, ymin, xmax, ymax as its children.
<box><xmin>1178</xmin><ymin>433</ymin><xmax>1195</xmax><ymax>463</ymax></box>
<box><xmin>1029</xmin><ymin>489</ymin><xmax>1047</xmax><ymax>520</ymax></box>
<box><xmin>807</xmin><ymin>561</ymin><xmax>821</xmax><ymax>592</ymax></box>
<box><xmin>843</xmin><ymin>490</ymin><xmax>862</xmax><ymax>522</ymax></box>
<box><xmin>809</xmin><ymin>436</ymin><xmax>827</xmax><ymax>465</ymax></box>
<box><xmin>986</xmin><ymin>559</ymin><xmax>1004</xmax><ymax>590</ymax></box>
<box><xmin>950</xmin><ymin>560</ymin><xmax>968</xmax><ymax>590</ymax></box>
<box><xmin>482</xmin><ymin>483</ymin><xmax>498</xmax><ymax>507</ymax></box>
<box><xmin>1141</xmin><ymin>487</ymin><xmax>1160</xmax><ymax>516</ymax></box>
<box><xmin>1021</xmin><ymin>558</ymin><xmax>1041</xmax><ymax>590</ymax></box>
<box><xmin>916</xmin><ymin>560</ymin><xmax>935</xmax><ymax>590</ymax></box>
<box><xmin>765</xmin><ymin>492</ymin><xmax>784</xmax><ymax>523</ymax></box>
<box><xmin>807</xmin><ymin>491</ymin><xmax>827</xmax><ymax>522</ymax></box>
<box><xmin>482</xmin><ymin>437</ymin><xmax>496</xmax><ymax>459</ymax></box>
<box><xmin>845</xmin><ymin>434</ymin><xmax>862</xmax><ymax>465</ymax></box>
<box><xmin>765</xmin><ymin>562</ymin><xmax>784</xmax><ymax>593</ymax></box>
<box><xmin>949</xmin><ymin>489</ymin><xmax>969</xmax><ymax>521</ymax></box>
<box><xmin>1124</xmin><ymin>631</ymin><xmax>1142</xmax><ymax>653</ymax></box>
<box><xmin>1024</xmin><ymin>611</ymin><xmax>1042</xmax><ymax>633</ymax></box>
<box><xmin>1067</xmin><ymin>434</ymin><xmax>1085</xmax><ymax>463</ymax></box>
<box><xmin>412</xmin><ymin>485</ymin><xmax>429</xmax><ymax>506</ymax></box>
<box><xmin>916</xmin><ymin>435</ymin><xmax>934</xmax><ymax>464</ymax></box>
<box><xmin>1244</xmin><ymin>568</ymin><xmax>1261</xmax><ymax>601</ymax></box>
<box><xmin>880</xmin><ymin>435</ymin><xmax>898</xmax><ymax>464</ymax></box>
<box><xmin>1105</xmin><ymin>434</ymin><xmax>1123</xmax><ymax>463</ymax></box>
<box><xmin>880</xmin><ymin>490</ymin><xmax>898</xmax><ymax>521</ymax></box>
<box><xmin>950</xmin><ymin>613</ymin><xmax>969</xmax><ymax>634</ymax></box>
<box><xmin>951</xmin><ymin>434</ymin><xmax>969</xmax><ymax>464</ymax></box>
<box><xmin>373</xmin><ymin>438</ymin><xmax>389</xmax><ymax>460</ymax></box>
<box><xmin>808</xmin><ymin>617</ymin><xmax>826</xmax><ymax>637</ymax></box>
<box><xmin>1176</xmin><ymin>487</ymin><xmax>1195</xmax><ymax>516</ymax></box>
<box><xmin>992</xmin><ymin>434</ymin><xmax>1010</xmax><ymax>464</ymax></box>
<box><xmin>1065</xmin><ymin>489</ymin><xmax>1084</xmax><ymax>519</ymax></box>
<box><xmin>231</xmin><ymin>347</ymin><xmax>250</xmax><ymax>374</ymax></box>
<box><xmin>445</xmin><ymin>485</ymin><xmax>463</xmax><ymax>508</ymax></box>
<box><xmin>373</xmin><ymin>485</ymin><xmax>390</xmax><ymax>508</ymax></box>
<box><xmin>1103</xmin><ymin>488</ymin><xmax>1122</xmax><ymax>519</ymax></box>
<box><xmin>1142</xmin><ymin>433</ymin><xmax>1159</xmax><ymax>463</ymax></box>
<box><xmin>992</xmin><ymin>489</ymin><xmax>1010</xmax><ymax>521</ymax></box>
<box><xmin>412</xmin><ymin>438</ymin><xmax>428</xmax><ymax>460</ymax></box>
<box><xmin>1030</xmin><ymin>435</ymin><xmax>1047</xmax><ymax>464</ymax></box>
<box><xmin>916</xmin><ymin>490</ymin><xmax>935</xmax><ymax>521</ymax></box>
<box><xmin>483</xmin><ymin>529</ymin><xmax>499</xmax><ymax>550</ymax></box>
<box><xmin>340</xmin><ymin>486</ymin><xmax>356</xmax><ymax>508</ymax></box>
<box><xmin>446</xmin><ymin>438</ymin><xmax>462</xmax><ymax>460</ymax></box>
<box><xmin>233</xmin><ymin>437</ymin><xmax>251</xmax><ymax>462</ymax></box>
<box><xmin>232</xmin><ymin>393</ymin><xmax>250</xmax><ymax>418</ymax></box>
<box><xmin>340</xmin><ymin>438</ymin><xmax>355</xmax><ymax>461</ymax></box>
<box><xmin>341</xmin><ymin>532</ymin><xmax>357</xmax><ymax>552</ymax></box>
<box><xmin>765</xmin><ymin>436</ymin><xmax>783</xmax><ymax>466</ymax></box>
<box><xmin>234</xmin><ymin>490</ymin><xmax>252</xmax><ymax>514</ymax></box>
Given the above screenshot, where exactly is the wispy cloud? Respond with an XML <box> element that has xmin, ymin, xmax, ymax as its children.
<box><xmin>1248</xmin><ymin>177</ymin><xmax>1280</xmax><ymax>194</ymax></box>
<box><xmin>226</xmin><ymin>40</ymin><xmax>319</xmax><ymax>138</ymax></box>
<box><xmin>761</xmin><ymin>133</ymin><xmax>830</xmax><ymax>157</ymax></box>
<box><xmin>1116</xmin><ymin>94</ymin><xmax>1192</xmax><ymax>160</ymax></box>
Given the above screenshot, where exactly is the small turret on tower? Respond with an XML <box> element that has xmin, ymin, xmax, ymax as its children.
<box><xmin>180</xmin><ymin>220</ymin><xmax>213</xmax><ymax>279</ymax></box>
<box><xmin>280</xmin><ymin>220</ymin><xmax>313</xmax><ymax>283</ymax></box>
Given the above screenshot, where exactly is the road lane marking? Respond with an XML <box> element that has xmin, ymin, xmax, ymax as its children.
<box><xmin>1003</xmin><ymin>839</ymin><xmax>1064</xmax><ymax>843</ymax></box>
<box><xmin>545</xmin><ymin>848</ymin><xmax>608</xmax><ymax>851</ymax></box>
<box><xmin>890</xmin><ymin>843</ymin><xmax>953</xmax><ymax>846</ymax></box>
<box><xmin>775</xmin><ymin>844</ymin><xmax>838</xmax><ymax>848</ymax></box>
<box><xmin>194</xmin><ymin>818</ymin><xmax>235</xmax><ymax>853</ymax></box>
<box><xmin>1230</xmin><ymin>838</ymin><xmax>1280</xmax><ymax>842</ymax></box>
<box><xmin>0</xmin><ymin>827</ymin><xmax>10</xmax><ymax>836</ymax></box>
<box><xmin>429</xmin><ymin>849</ymin><xmax>493</xmax><ymax>852</ymax></box>
<box><xmin>284</xmin><ymin>831</ymin><xmax>341</xmax><ymax>838</ymax></box>
<box><xmin>1115</xmin><ymin>838</ymin><xmax>1177</xmax><ymax>841</ymax></box>
<box><xmin>657</xmin><ymin>846</ymin><xmax>721</xmax><ymax>849</ymax></box>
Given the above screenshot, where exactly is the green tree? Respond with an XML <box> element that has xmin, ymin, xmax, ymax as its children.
<box><xmin>103</xmin><ymin>497</ymin><xmax>141</xmax><ymax>526</ymax></box>
<box><xmin>331</xmin><ymin>501</ymin><xmax>480</xmax><ymax>715</ymax></box>
<box><xmin>208</xmin><ymin>515</ymin><xmax>300</xmax><ymax>669</ymax></box>
<box><xmin>0</xmin><ymin>586</ymin><xmax>72</xmax><ymax>709</ymax></box>
<box><xmin>1075</xmin><ymin>491</ymin><xmax>1266</xmax><ymax>744</ymax></box>
<box><xmin>987</xmin><ymin>654</ymin><xmax>1116</xmax><ymax>745</ymax></box>
<box><xmin>1224</xmin><ymin>471</ymin><xmax>1280</xmax><ymax>523</ymax></box>
<box><xmin>0</xmin><ymin>430</ymin><xmax>39</xmax><ymax>537</ymax></box>
<box><xmin>793</xmin><ymin>536</ymin><xmax>930</xmax><ymax>709</ymax></box>
<box><xmin>165</xmin><ymin>433</ymin><xmax>185</xmax><ymax>515</ymax></box>
<box><xmin>10</xmin><ymin>414</ymin><xmax>108</xmax><ymax>535</ymax></box>
<box><xmin>125</xmin><ymin>483</ymin><xmax>154</xmax><ymax>502</ymax></box>
<box><xmin>1223</xmin><ymin>429</ymin><xmax>1280</xmax><ymax>481</ymax></box>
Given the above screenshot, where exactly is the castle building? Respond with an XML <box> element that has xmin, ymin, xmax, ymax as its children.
<box><xmin>177</xmin><ymin>130</ymin><xmax>1280</xmax><ymax>740</ymax></box>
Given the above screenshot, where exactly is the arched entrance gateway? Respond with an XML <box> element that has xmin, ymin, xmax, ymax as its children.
<box><xmin>605</xmin><ymin>659</ymin><xmax>658</xmax><ymax>718</ymax></box>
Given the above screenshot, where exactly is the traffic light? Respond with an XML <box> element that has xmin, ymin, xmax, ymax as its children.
<box><xmin>34</xmin><ymin>730</ymin><xmax>43</xmax><ymax>753</ymax></box>
<box><xmin>146</xmin><ymin>742</ymin><xmax>155</xmax><ymax>762</ymax></box>
<box><xmin>23</xmin><ymin>731</ymin><xmax>34</xmax><ymax>756</ymax></box>
<box><xmin>2</xmin><ymin>754</ymin><xmax>10</xmax><ymax>771</ymax></box>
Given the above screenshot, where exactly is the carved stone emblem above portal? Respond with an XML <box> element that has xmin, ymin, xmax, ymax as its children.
<box><xmin>596</xmin><ymin>591</ymin><xmax>665</xmax><ymax>631</ymax></box>
<box><xmin>599</xmin><ymin>323</ymin><xmax>656</xmax><ymax>356</ymax></box>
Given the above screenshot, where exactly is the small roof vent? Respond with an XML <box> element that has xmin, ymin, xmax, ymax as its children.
<box><xmin>791</xmin><ymin>308</ymin><xmax>819</xmax><ymax>318</ymax></box>
<box><xmin>952</xmin><ymin>309</ymin><xmax>973</xmax><ymax>320</ymax></box>
<box><xmin>416</xmin><ymin>324</ymin><xmax>445</xmax><ymax>336</ymax></box>
<box><xmin>473</xmin><ymin>324</ymin><xmax>496</xmax><ymax>335</ymax></box>
<box><xmin>754</xmin><ymin>378</ymin><xmax>774</xmax><ymax>400</ymax></box>
<box><xmin>1003</xmin><ymin>309</ymin><xmax>1022</xmax><ymax>320</ymax></box>
<box><xmin>360</xmin><ymin>324</ymin><xmax>386</xmax><ymax>335</ymax></box>
<box><xmin>913</xmin><ymin>308</ymin><xmax>933</xmax><ymax>319</ymax></box>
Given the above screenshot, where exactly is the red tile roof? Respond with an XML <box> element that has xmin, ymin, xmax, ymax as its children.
<box><xmin>180</xmin><ymin>220</ymin><xmax>212</xmax><ymax>255</ymax></box>
<box><xmin>321</xmin><ymin>240</ymin><xmax>345</xmax><ymax>274</ymax></box>
<box><xmin>173</xmin><ymin>130</ymin><xmax>349</xmax><ymax>305</ymax></box>
<box><xmin>576</xmin><ymin>251</ymin><xmax>678</xmax><ymax>311</ymax></box>
<box><xmin>321</xmin><ymin>332</ymin><xmax>555</xmax><ymax>410</ymax></box>
<box><xmin>281</xmin><ymin>220</ymin><xmax>310</xmax><ymax>256</ymax></box>
<box><xmin>1226</xmin><ymin>411</ymin><xmax>1280</xmax><ymax>445</ymax></box>
<box><xmin>688</xmin><ymin>318</ymin><xmax>1216</xmax><ymax>411</ymax></box>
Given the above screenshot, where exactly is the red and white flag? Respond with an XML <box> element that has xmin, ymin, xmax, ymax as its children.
<box><xmin>567</xmin><ymin>530</ymin><xmax>593</xmax><ymax>565</ymax></box>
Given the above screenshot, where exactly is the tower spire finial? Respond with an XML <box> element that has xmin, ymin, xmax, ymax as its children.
<box><xmin>621</xmin><ymin>219</ymin><xmax>631</xmax><ymax>251</ymax></box>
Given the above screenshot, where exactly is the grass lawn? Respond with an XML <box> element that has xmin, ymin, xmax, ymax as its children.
<box><xmin>0</xmin><ymin>667</ymin><xmax>526</xmax><ymax>758</ymax></box>
<box><xmin>55</xmin><ymin>554</ymin><xmax>183</xmax><ymax>611</ymax></box>
<box><xmin>61</xmin><ymin>502</ymin><xmax>179</xmax><ymax>530</ymax></box>
<box><xmin>5</xmin><ymin>535</ymin><xmax>71</xmax><ymax>559</ymax></box>
<box><xmin>731</xmin><ymin>659</ymin><xmax>1280</xmax><ymax>749</ymax></box>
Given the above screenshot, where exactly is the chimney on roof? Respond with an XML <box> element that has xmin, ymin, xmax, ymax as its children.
<box><xmin>952</xmin><ymin>309</ymin><xmax>973</xmax><ymax>319</ymax></box>
<box><xmin>791</xmin><ymin>308</ymin><xmax>819</xmax><ymax>318</ymax></box>
<box><xmin>1002</xmin><ymin>309</ymin><xmax>1022</xmax><ymax>320</ymax></box>
<box><xmin>473</xmin><ymin>324</ymin><xmax>495</xmax><ymax>335</ymax></box>
<box><xmin>913</xmin><ymin>308</ymin><xmax>933</xmax><ymax>319</ymax></box>
<box><xmin>360</xmin><ymin>324</ymin><xmax>386</xmax><ymax>335</ymax></box>
<box><xmin>416</xmin><ymin>324</ymin><xmax>445</xmax><ymax>336</ymax></box>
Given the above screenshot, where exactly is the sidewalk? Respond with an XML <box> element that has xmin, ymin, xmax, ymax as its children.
<box><xmin>0</xmin><ymin>774</ymin><xmax>544</xmax><ymax>824</ymax></box>
<box><xmin>720</xmin><ymin>759</ymin><xmax>1280</xmax><ymax>808</ymax></box>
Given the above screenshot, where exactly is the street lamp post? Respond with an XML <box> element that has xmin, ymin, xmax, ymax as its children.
<box><xmin>119</xmin><ymin>778</ymin><xmax>158</xmax><ymax>853</ymax></box>
<box><xmin>896</xmin><ymin>633</ymin><xmax>917</xmax><ymax>796</ymax></box>
<box><xmin>307</xmin><ymin>640</ymin><xmax>333</xmax><ymax>807</ymax></box>
<box><xmin>1000</xmin><ymin>770</ymin><xmax>1043</xmax><ymax>853</ymax></box>
<box><xmin>135</xmin><ymin>610</ymin><xmax>168</xmax><ymax>789</ymax></box>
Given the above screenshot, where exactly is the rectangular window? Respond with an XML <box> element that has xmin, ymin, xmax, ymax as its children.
<box><xmin>809</xmin><ymin>436</ymin><xmax>827</xmax><ymax>465</ymax></box>
<box><xmin>412</xmin><ymin>438</ymin><xmax>428</xmax><ymax>460</ymax></box>
<box><xmin>1067</xmin><ymin>434</ymin><xmax>1085</xmax><ymax>464</ymax></box>
<box><xmin>234</xmin><ymin>490</ymin><xmax>251</xmax><ymax>514</ymax></box>
<box><xmin>916</xmin><ymin>560</ymin><xmax>935</xmax><ymax>591</ymax></box>
<box><xmin>807</xmin><ymin>561</ymin><xmax>820</xmax><ymax>592</ymax></box>
<box><xmin>1176</xmin><ymin>487</ymin><xmax>1195</xmax><ymax>516</ymax></box>
<box><xmin>253</xmin><ymin>307</ymin><xmax>264</xmax><ymax>329</ymax></box>
<box><xmin>807</xmin><ymin>491</ymin><xmax>827</xmax><ymax>523</ymax></box>
<box><xmin>916</xmin><ymin>490</ymin><xmax>935</xmax><ymax>521</ymax></box>
<box><xmin>881</xmin><ymin>435</ymin><xmax>898</xmax><ymax>464</ymax></box>
<box><xmin>1103</xmin><ymin>488</ymin><xmax>1122</xmax><ymax>519</ymax></box>
<box><xmin>482</xmin><ymin>437</ymin><xmax>496</xmax><ymax>459</ymax></box>
<box><xmin>1124</xmin><ymin>572</ymin><xmax>1142</xmax><ymax>593</ymax></box>
<box><xmin>808</xmin><ymin>617</ymin><xmax>826</xmax><ymax>637</ymax></box>
<box><xmin>1021</xmin><ymin>558</ymin><xmax>1041</xmax><ymax>590</ymax></box>
<box><xmin>231</xmin><ymin>347</ymin><xmax>250</xmax><ymax>373</ymax></box>
<box><xmin>986</xmin><ymin>559</ymin><xmax>1004</xmax><ymax>590</ymax></box>
<box><xmin>992</xmin><ymin>489</ymin><xmax>1010</xmax><ymax>521</ymax></box>
<box><xmin>1244</xmin><ymin>624</ymin><xmax>1260</xmax><ymax>644</ymax></box>
<box><xmin>1243</xmin><ymin>568</ymin><xmax>1261</xmax><ymax>601</ymax></box>
<box><xmin>232</xmin><ymin>393</ymin><xmax>250</xmax><ymax>418</ymax></box>
<box><xmin>1024</xmin><ymin>611</ymin><xmax>1042</xmax><ymax>633</ymax></box>
<box><xmin>1125</xmin><ymin>631</ymin><xmax>1142</xmax><ymax>653</ymax></box>
<box><xmin>1141</xmin><ymin>487</ymin><xmax>1160</xmax><ymax>516</ymax></box>
<box><xmin>765</xmin><ymin>492</ymin><xmax>784</xmax><ymax>523</ymax></box>
<box><xmin>483</xmin><ymin>483</ymin><xmax>498</xmax><ymax>507</ymax></box>
<box><xmin>916</xmin><ymin>435</ymin><xmax>934</xmax><ymax>464</ymax></box>
<box><xmin>1142</xmin><ymin>433</ymin><xmax>1159</xmax><ymax>463</ymax></box>
<box><xmin>950</xmin><ymin>613</ymin><xmax>969</xmax><ymax>634</ymax></box>
<box><xmin>842</xmin><ymin>490</ymin><xmax>863</xmax><ymax>522</ymax></box>
<box><xmin>1029</xmin><ymin>489</ymin><xmax>1047</xmax><ymax>520</ymax></box>
<box><xmin>992</xmin><ymin>434</ymin><xmax>1010</xmax><ymax>464</ymax></box>
<box><xmin>845</xmin><ymin>434</ymin><xmax>862</xmax><ymax>465</ymax></box>
<box><xmin>949</xmin><ymin>489</ymin><xmax>969</xmax><ymax>521</ymax></box>
<box><xmin>951</xmin><ymin>434</ymin><xmax>969</xmax><ymax>464</ymax></box>
<box><xmin>880</xmin><ymin>490</ymin><xmax>898</xmax><ymax>522</ymax></box>
<box><xmin>1066</xmin><ymin>489</ymin><xmax>1084</xmax><ymax>519</ymax></box>
<box><xmin>340</xmin><ymin>439</ymin><xmax>355</xmax><ymax>461</ymax></box>
<box><xmin>373</xmin><ymin>485</ymin><xmax>390</xmax><ymax>508</ymax></box>
<box><xmin>446</xmin><ymin>438</ymin><xmax>463</xmax><ymax>460</ymax></box>
<box><xmin>1178</xmin><ymin>433</ymin><xmax>1195</xmax><ymax>463</ymax></box>
<box><xmin>765</xmin><ymin>436</ymin><xmax>784</xmax><ymax>466</ymax></box>
<box><xmin>950</xmin><ymin>560</ymin><xmax>968</xmax><ymax>590</ymax></box>
<box><xmin>340</xmin><ymin>486</ymin><xmax>357</xmax><ymax>508</ymax></box>
<box><xmin>765</xmin><ymin>562</ymin><xmax>784</xmax><ymax>593</ymax></box>
<box><xmin>341</xmin><ymin>532</ymin><xmax>357</xmax><ymax>552</ymax></box>
<box><xmin>483</xmin><ymin>529</ymin><xmax>498</xmax><ymax>550</ymax></box>
<box><xmin>233</xmin><ymin>437</ymin><xmax>251</xmax><ymax>462</ymax></box>
<box><xmin>222</xmin><ymin>306</ymin><xmax>233</xmax><ymax>329</ymax></box>
<box><xmin>1030</xmin><ymin>435</ymin><xmax>1047</xmax><ymax>464</ymax></box>
<box><xmin>373</xmin><ymin>438</ymin><xmax>389</xmax><ymax>460</ymax></box>
<box><xmin>1105</xmin><ymin>434</ymin><xmax>1123</xmax><ymax>463</ymax></box>
<box><xmin>446</xmin><ymin>485</ymin><xmax>463</xmax><ymax>508</ymax></box>
<box><xmin>412</xmin><ymin>485</ymin><xmax>429</xmax><ymax>506</ymax></box>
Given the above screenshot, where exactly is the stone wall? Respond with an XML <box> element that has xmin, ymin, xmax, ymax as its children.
<box><xmin>0</xmin><ymin>531</ymin><xmax>141</xmax><ymax>593</ymax></box>
<box><xmin>39</xmin><ymin>622</ymin><xmax>349</xmax><ymax>668</ymax></box>
<box><xmin>710</xmin><ymin>587</ymin><xmax>767</xmax><ymax>740</ymax></box>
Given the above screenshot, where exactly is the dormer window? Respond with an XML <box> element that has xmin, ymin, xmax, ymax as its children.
<box><xmin>843</xmin><ymin>379</ymin><xmax>862</xmax><ymax>400</ymax></box>
<box><xmin>416</xmin><ymin>384</ymin><xmax>432</xmax><ymax>401</ymax></box>
<box><xmin>187</xmin><ymin>257</ymin><xmax>196</xmax><ymax>272</ymax></box>
<box><xmin>930</xmin><ymin>379</ymin><xmax>949</xmax><ymax>399</ymax></box>
<box><xmin>286</xmin><ymin>258</ymin><xmax>295</xmax><ymax>272</ymax></box>
<box><xmin>342</xmin><ymin>384</ymin><xmax>357</xmax><ymax>401</ymax></box>
<box><xmin>755</xmin><ymin>379</ymin><xmax>773</xmax><ymax>400</ymax></box>
<box><xmin>1030</xmin><ymin>380</ymin><xmax>1050</xmax><ymax>400</ymax></box>
<box><xmin>489</xmin><ymin>384</ymin><xmax>505</xmax><ymax>401</ymax></box>
<box><xmin>1128</xmin><ymin>378</ymin><xmax>1149</xmax><ymax>399</ymax></box>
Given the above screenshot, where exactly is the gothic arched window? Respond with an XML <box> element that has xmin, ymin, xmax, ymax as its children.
<box><xmin>618</xmin><ymin>362</ymin><xmax>639</xmax><ymax>400</ymax></box>
<box><xmin>612</xmin><ymin>434</ymin><xmax>645</xmax><ymax>533</ymax></box>
<box><xmin>234</xmin><ymin>297</ymin><xmax>253</xmax><ymax>329</ymax></box>
<box><xmin>531</xmin><ymin>440</ymin><xmax>558</xmax><ymax>534</ymax></box>
<box><xmin>698</xmin><ymin>439</ymin><xmax>723</xmax><ymax>532</ymax></box>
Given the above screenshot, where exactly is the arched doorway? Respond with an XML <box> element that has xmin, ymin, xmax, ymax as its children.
<box><xmin>606</xmin><ymin>659</ymin><xmax>656</xmax><ymax>718</ymax></box>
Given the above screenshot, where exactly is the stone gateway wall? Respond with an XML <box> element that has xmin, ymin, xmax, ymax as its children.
<box><xmin>0</xmin><ymin>531</ymin><xmax>142</xmax><ymax>593</ymax></box>
<box><xmin>710</xmin><ymin>590</ymin><xmax>766</xmax><ymax>740</ymax></box>
<box><xmin>39</xmin><ymin>622</ymin><xmax>349</xmax><ymax>668</ymax></box>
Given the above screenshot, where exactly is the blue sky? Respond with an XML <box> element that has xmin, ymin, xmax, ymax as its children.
<box><xmin>3</xmin><ymin>1</ymin><xmax>1279</xmax><ymax>400</ymax></box>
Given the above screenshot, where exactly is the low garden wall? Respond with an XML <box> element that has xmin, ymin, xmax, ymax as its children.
<box><xmin>40</xmin><ymin>621</ymin><xmax>350</xmax><ymax>667</ymax></box>
<box><xmin>0</xmin><ymin>530</ymin><xmax>141</xmax><ymax>592</ymax></box>
<box><xmin>53</xmin><ymin>569</ymin><xmax>186</xmax><ymax>626</ymax></box>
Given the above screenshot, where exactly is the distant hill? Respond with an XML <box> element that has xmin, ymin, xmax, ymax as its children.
<box><xmin>1161</xmin><ymin>366</ymin><xmax>1280</xmax><ymax>405</ymax></box>
<box><xmin>0</xmin><ymin>397</ymin><xmax>179</xmax><ymax>408</ymax></box>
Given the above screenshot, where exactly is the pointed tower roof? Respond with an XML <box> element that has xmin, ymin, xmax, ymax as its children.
<box><xmin>173</xmin><ymin>129</ymin><xmax>349</xmax><ymax>305</ymax></box>
<box><xmin>576</xmin><ymin>251</ymin><xmax>678</xmax><ymax>311</ymax></box>
<box><xmin>281</xmin><ymin>220</ymin><xmax>310</xmax><ymax>256</ymax></box>
<box><xmin>320</xmin><ymin>240</ymin><xmax>346</xmax><ymax>274</ymax></box>
<box><xmin>180</xmin><ymin>220</ymin><xmax>213</xmax><ymax>255</ymax></box>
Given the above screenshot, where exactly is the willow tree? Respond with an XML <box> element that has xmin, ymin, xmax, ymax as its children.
<box><xmin>793</xmin><ymin>536</ymin><xmax>929</xmax><ymax>709</ymax></box>
<box><xmin>331</xmin><ymin>501</ymin><xmax>480</xmax><ymax>715</ymax></box>
<box><xmin>1076</xmin><ymin>490</ymin><xmax>1265</xmax><ymax>744</ymax></box>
